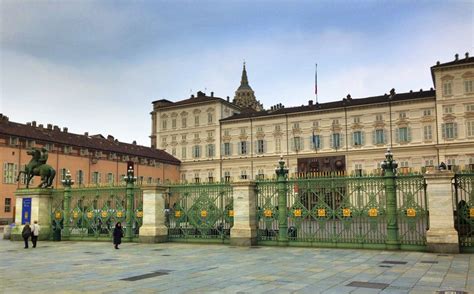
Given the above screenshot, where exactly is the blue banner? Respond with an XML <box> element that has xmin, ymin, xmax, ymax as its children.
<box><xmin>22</xmin><ymin>198</ymin><xmax>31</xmax><ymax>225</ymax></box>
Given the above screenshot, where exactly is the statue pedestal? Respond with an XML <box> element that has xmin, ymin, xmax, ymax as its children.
<box><xmin>139</xmin><ymin>187</ymin><xmax>168</xmax><ymax>243</ymax></box>
<box><xmin>11</xmin><ymin>189</ymin><xmax>53</xmax><ymax>241</ymax></box>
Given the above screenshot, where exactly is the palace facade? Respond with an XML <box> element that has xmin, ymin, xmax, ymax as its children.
<box><xmin>0</xmin><ymin>115</ymin><xmax>180</xmax><ymax>223</ymax></box>
<box><xmin>151</xmin><ymin>54</ymin><xmax>474</xmax><ymax>183</ymax></box>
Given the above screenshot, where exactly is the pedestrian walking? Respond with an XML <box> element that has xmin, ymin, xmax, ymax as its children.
<box><xmin>31</xmin><ymin>220</ymin><xmax>40</xmax><ymax>248</ymax></box>
<box><xmin>21</xmin><ymin>223</ymin><xmax>31</xmax><ymax>249</ymax></box>
<box><xmin>113</xmin><ymin>222</ymin><xmax>124</xmax><ymax>249</ymax></box>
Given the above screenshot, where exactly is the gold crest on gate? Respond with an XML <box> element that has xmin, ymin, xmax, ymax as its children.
<box><xmin>116</xmin><ymin>211</ymin><xmax>123</xmax><ymax>218</ymax></box>
<box><xmin>136</xmin><ymin>211</ymin><xmax>143</xmax><ymax>218</ymax></box>
<box><xmin>200</xmin><ymin>210</ymin><xmax>208</xmax><ymax>217</ymax></box>
<box><xmin>470</xmin><ymin>208</ymin><xmax>474</xmax><ymax>218</ymax></box>
<box><xmin>175</xmin><ymin>210</ymin><xmax>181</xmax><ymax>218</ymax></box>
<box><xmin>101</xmin><ymin>211</ymin><xmax>108</xmax><ymax>218</ymax></box>
<box><xmin>55</xmin><ymin>211</ymin><xmax>62</xmax><ymax>220</ymax></box>
<box><xmin>368</xmin><ymin>208</ymin><xmax>378</xmax><ymax>217</ymax></box>
<box><xmin>317</xmin><ymin>209</ymin><xmax>326</xmax><ymax>217</ymax></box>
<box><xmin>264</xmin><ymin>209</ymin><xmax>272</xmax><ymax>217</ymax></box>
<box><xmin>406</xmin><ymin>208</ymin><xmax>416</xmax><ymax>217</ymax></box>
<box><xmin>293</xmin><ymin>209</ymin><xmax>302</xmax><ymax>217</ymax></box>
<box><xmin>343</xmin><ymin>208</ymin><xmax>351</xmax><ymax>217</ymax></box>
<box><xmin>87</xmin><ymin>211</ymin><xmax>94</xmax><ymax>219</ymax></box>
<box><xmin>73</xmin><ymin>211</ymin><xmax>79</xmax><ymax>219</ymax></box>
<box><xmin>228</xmin><ymin>210</ymin><xmax>234</xmax><ymax>217</ymax></box>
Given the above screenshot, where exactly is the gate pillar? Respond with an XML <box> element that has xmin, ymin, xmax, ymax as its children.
<box><xmin>11</xmin><ymin>189</ymin><xmax>53</xmax><ymax>241</ymax></box>
<box><xmin>139</xmin><ymin>186</ymin><xmax>168</xmax><ymax>243</ymax></box>
<box><xmin>230</xmin><ymin>181</ymin><xmax>258</xmax><ymax>246</ymax></box>
<box><xmin>425</xmin><ymin>169</ymin><xmax>459</xmax><ymax>253</ymax></box>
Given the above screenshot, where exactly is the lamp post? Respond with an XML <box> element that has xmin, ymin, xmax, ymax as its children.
<box><xmin>275</xmin><ymin>155</ymin><xmax>289</xmax><ymax>246</ymax></box>
<box><xmin>61</xmin><ymin>170</ymin><xmax>74</xmax><ymax>239</ymax></box>
<box><xmin>124</xmin><ymin>165</ymin><xmax>136</xmax><ymax>241</ymax></box>
<box><xmin>381</xmin><ymin>148</ymin><xmax>400</xmax><ymax>249</ymax></box>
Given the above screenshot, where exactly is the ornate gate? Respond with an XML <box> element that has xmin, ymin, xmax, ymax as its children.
<box><xmin>166</xmin><ymin>183</ymin><xmax>233</xmax><ymax>243</ymax></box>
<box><xmin>453</xmin><ymin>173</ymin><xmax>474</xmax><ymax>252</ymax></box>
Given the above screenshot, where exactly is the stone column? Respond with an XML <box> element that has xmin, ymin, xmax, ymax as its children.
<box><xmin>12</xmin><ymin>189</ymin><xmax>53</xmax><ymax>241</ymax></box>
<box><xmin>139</xmin><ymin>186</ymin><xmax>168</xmax><ymax>243</ymax></box>
<box><xmin>425</xmin><ymin>170</ymin><xmax>459</xmax><ymax>253</ymax></box>
<box><xmin>230</xmin><ymin>181</ymin><xmax>258</xmax><ymax>246</ymax></box>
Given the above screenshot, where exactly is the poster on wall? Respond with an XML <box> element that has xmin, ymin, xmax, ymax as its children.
<box><xmin>22</xmin><ymin>198</ymin><xmax>31</xmax><ymax>225</ymax></box>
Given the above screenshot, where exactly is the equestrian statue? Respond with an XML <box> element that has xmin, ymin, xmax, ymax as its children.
<box><xmin>16</xmin><ymin>147</ymin><xmax>56</xmax><ymax>188</ymax></box>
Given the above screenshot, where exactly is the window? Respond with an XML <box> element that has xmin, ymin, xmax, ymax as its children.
<box><xmin>60</xmin><ymin>168</ymin><xmax>67</xmax><ymax>181</ymax></box>
<box><xmin>207</xmin><ymin>131</ymin><xmax>214</xmax><ymax>139</ymax></box>
<box><xmin>194</xmin><ymin>133</ymin><xmax>199</xmax><ymax>139</ymax></box>
<box><xmin>172</xmin><ymin>148</ymin><xmax>176</xmax><ymax>156</ymax></box>
<box><xmin>239</xmin><ymin>141</ymin><xmax>248</xmax><ymax>155</ymax></box>
<box><xmin>292</xmin><ymin>122</ymin><xmax>300</xmax><ymax>130</ymax></box>
<box><xmin>92</xmin><ymin>172</ymin><xmax>101</xmax><ymax>184</ymax></box>
<box><xmin>399</xmin><ymin>112</ymin><xmax>407</xmax><ymax>119</ymax></box>
<box><xmin>224</xmin><ymin>171</ymin><xmax>231</xmax><ymax>182</ymax></box>
<box><xmin>442</xmin><ymin>123</ymin><xmax>458</xmax><ymax>139</ymax></box>
<box><xmin>162</xmin><ymin>120</ymin><xmax>167</xmax><ymax>129</ymax></box>
<box><xmin>240</xmin><ymin>170</ymin><xmax>247</xmax><ymax>180</ymax></box>
<box><xmin>353</xmin><ymin>117</ymin><xmax>360</xmax><ymax>124</ymax></box>
<box><xmin>331</xmin><ymin>133</ymin><xmax>341</xmax><ymax>149</ymax></box>
<box><xmin>76</xmin><ymin>170</ymin><xmax>84</xmax><ymax>185</ymax></box>
<box><xmin>311</xmin><ymin>134</ymin><xmax>322</xmax><ymax>150</ymax></box>
<box><xmin>256</xmin><ymin>126</ymin><xmax>263</xmax><ymax>133</ymax></box>
<box><xmin>443</xmin><ymin>106</ymin><xmax>453</xmax><ymax>114</ymax></box>
<box><xmin>171</xmin><ymin>119</ymin><xmax>177</xmax><ymax>129</ymax></box>
<box><xmin>275</xmin><ymin>138</ymin><xmax>281</xmax><ymax>153</ymax></box>
<box><xmin>257</xmin><ymin>169</ymin><xmax>265</xmax><ymax>180</ymax></box>
<box><xmin>240</xmin><ymin>128</ymin><xmax>246</xmax><ymax>135</ymax></box>
<box><xmin>332</xmin><ymin>119</ymin><xmax>339</xmax><ymax>126</ymax></box>
<box><xmin>292</xmin><ymin>137</ymin><xmax>303</xmax><ymax>152</ymax></box>
<box><xmin>257</xmin><ymin>140</ymin><xmax>265</xmax><ymax>154</ymax></box>
<box><xmin>354</xmin><ymin>164</ymin><xmax>362</xmax><ymax>177</ymax></box>
<box><xmin>9</xmin><ymin>137</ymin><xmax>18</xmax><ymax>146</ymax></box>
<box><xmin>464</xmin><ymin>80</ymin><xmax>473</xmax><ymax>93</ymax></box>
<box><xmin>161</xmin><ymin>137</ymin><xmax>167</xmax><ymax>145</ymax></box>
<box><xmin>181</xmin><ymin>147</ymin><xmax>187</xmax><ymax>159</ymax></box>
<box><xmin>147</xmin><ymin>177</ymin><xmax>153</xmax><ymax>184</ymax></box>
<box><xmin>194</xmin><ymin>173</ymin><xmax>200</xmax><ymax>183</ymax></box>
<box><xmin>443</xmin><ymin>81</ymin><xmax>452</xmax><ymax>96</ymax></box>
<box><xmin>312</xmin><ymin>121</ymin><xmax>319</xmax><ymax>128</ymax></box>
<box><xmin>208</xmin><ymin>171</ymin><xmax>214</xmax><ymax>183</ymax></box>
<box><xmin>447</xmin><ymin>158</ymin><xmax>456</xmax><ymax>170</ymax></box>
<box><xmin>374</xmin><ymin>129</ymin><xmax>385</xmax><ymax>145</ymax></box>
<box><xmin>181</xmin><ymin>174</ymin><xmax>186</xmax><ymax>183</ymax></box>
<box><xmin>194</xmin><ymin>116</ymin><xmax>200</xmax><ymax>126</ymax></box>
<box><xmin>181</xmin><ymin>134</ymin><xmax>187</xmax><ymax>141</ymax></box>
<box><xmin>27</xmin><ymin>140</ymin><xmax>35</xmax><ymax>148</ymax></box>
<box><xmin>352</xmin><ymin>131</ymin><xmax>364</xmax><ymax>146</ymax></box>
<box><xmin>44</xmin><ymin>143</ymin><xmax>53</xmax><ymax>151</ymax></box>
<box><xmin>224</xmin><ymin>129</ymin><xmax>230</xmax><ymax>136</ymax></box>
<box><xmin>80</xmin><ymin>148</ymin><xmax>88</xmax><ymax>156</ymax></box>
<box><xmin>424</xmin><ymin>159</ymin><xmax>434</xmax><ymax>167</ymax></box>
<box><xmin>466</xmin><ymin>104</ymin><xmax>474</xmax><ymax>112</ymax></box>
<box><xmin>467</xmin><ymin>121</ymin><xmax>474</xmax><ymax>137</ymax></box>
<box><xmin>275</xmin><ymin>125</ymin><xmax>281</xmax><ymax>132</ymax></box>
<box><xmin>224</xmin><ymin>142</ymin><xmax>232</xmax><ymax>156</ymax></box>
<box><xmin>397</xmin><ymin>127</ymin><xmax>410</xmax><ymax>143</ymax></box>
<box><xmin>182</xmin><ymin>117</ymin><xmax>187</xmax><ymax>128</ymax></box>
<box><xmin>3</xmin><ymin>163</ymin><xmax>17</xmax><ymax>184</ymax></box>
<box><xmin>375</xmin><ymin>114</ymin><xmax>383</xmax><ymax>122</ymax></box>
<box><xmin>171</xmin><ymin>135</ymin><xmax>177</xmax><ymax>142</ymax></box>
<box><xmin>4</xmin><ymin>198</ymin><xmax>12</xmax><ymax>213</ymax></box>
<box><xmin>192</xmin><ymin>145</ymin><xmax>201</xmax><ymax>158</ymax></box>
<box><xmin>139</xmin><ymin>176</ymin><xmax>144</xmax><ymax>185</ymax></box>
<box><xmin>208</xmin><ymin>113</ymin><xmax>213</xmax><ymax>124</ymax></box>
<box><xmin>423</xmin><ymin>125</ymin><xmax>433</xmax><ymax>140</ymax></box>
<box><xmin>206</xmin><ymin>144</ymin><xmax>215</xmax><ymax>157</ymax></box>
<box><xmin>423</xmin><ymin>109</ymin><xmax>432</xmax><ymax>116</ymax></box>
<box><xmin>107</xmin><ymin>173</ymin><xmax>114</xmax><ymax>184</ymax></box>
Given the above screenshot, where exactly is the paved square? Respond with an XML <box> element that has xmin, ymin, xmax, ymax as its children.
<box><xmin>1</xmin><ymin>237</ymin><xmax>473</xmax><ymax>293</ymax></box>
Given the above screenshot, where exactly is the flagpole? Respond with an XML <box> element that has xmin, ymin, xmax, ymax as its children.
<box><xmin>315</xmin><ymin>63</ymin><xmax>318</xmax><ymax>104</ymax></box>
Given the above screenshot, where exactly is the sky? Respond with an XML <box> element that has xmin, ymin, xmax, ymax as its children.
<box><xmin>1</xmin><ymin>0</ymin><xmax>473</xmax><ymax>146</ymax></box>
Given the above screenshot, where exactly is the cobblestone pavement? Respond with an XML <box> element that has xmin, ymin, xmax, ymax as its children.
<box><xmin>1</xmin><ymin>237</ymin><xmax>473</xmax><ymax>294</ymax></box>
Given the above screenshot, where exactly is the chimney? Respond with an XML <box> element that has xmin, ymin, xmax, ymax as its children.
<box><xmin>191</xmin><ymin>94</ymin><xmax>195</xmax><ymax>98</ymax></box>
<box><xmin>430</xmin><ymin>87</ymin><xmax>434</xmax><ymax>91</ymax></box>
<box><xmin>26</xmin><ymin>122</ymin><xmax>31</xmax><ymax>126</ymax></box>
<box><xmin>47</xmin><ymin>124</ymin><xmax>52</xmax><ymax>130</ymax></box>
<box><xmin>132</xmin><ymin>140</ymin><xmax>137</xmax><ymax>145</ymax></box>
<box><xmin>32</xmin><ymin>121</ymin><xmax>37</xmax><ymax>127</ymax></box>
<box><xmin>53</xmin><ymin>125</ymin><xmax>60</xmax><ymax>131</ymax></box>
<box><xmin>346</xmin><ymin>94</ymin><xmax>352</xmax><ymax>100</ymax></box>
<box><xmin>226</xmin><ymin>96</ymin><xmax>230</xmax><ymax>102</ymax></box>
<box><xmin>39</xmin><ymin>124</ymin><xmax>44</xmax><ymax>128</ymax></box>
<box><xmin>210</xmin><ymin>92</ymin><xmax>214</xmax><ymax>97</ymax></box>
<box><xmin>436</xmin><ymin>61</ymin><xmax>440</xmax><ymax>65</ymax></box>
<box><xmin>389</xmin><ymin>88</ymin><xmax>395</xmax><ymax>96</ymax></box>
<box><xmin>420</xmin><ymin>89</ymin><xmax>423</xmax><ymax>92</ymax></box>
<box><xmin>308</xmin><ymin>100</ymin><xmax>313</xmax><ymax>106</ymax></box>
<box><xmin>107</xmin><ymin>135</ymin><xmax>114</xmax><ymax>141</ymax></box>
<box><xmin>62</xmin><ymin>127</ymin><xmax>68</xmax><ymax>133</ymax></box>
<box><xmin>197</xmin><ymin>91</ymin><xmax>205</xmax><ymax>97</ymax></box>
<box><xmin>455</xmin><ymin>53</ymin><xmax>459</xmax><ymax>61</ymax></box>
<box><xmin>84</xmin><ymin>132</ymin><xmax>89</xmax><ymax>136</ymax></box>
<box><xmin>466</xmin><ymin>52</ymin><xmax>470</xmax><ymax>59</ymax></box>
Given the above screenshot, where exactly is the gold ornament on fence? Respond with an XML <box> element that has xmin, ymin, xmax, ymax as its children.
<box><xmin>54</xmin><ymin>211</ymin><xmax>62</xmax><ymax>220</ymax></box>
<box><xmin>368</xmin><ymin>208</ymin><xmax>378</xmax><ymax>217</ymax></box>
<box><xmin>470</xmin><ymin>208</ymin><xmax>474</xmax><ymax>218</ymax></box>
<box><xmin>228</xmin><ymin>210</ymin><xmax>234</xmax><ymax>217</ymax></box>
<box><xmin>343</xmin><ymin>208</ymin><xmax>351</xmax><ymax>217</ymax></box>
<box><xmin>101</xmin><ymin>211</ymin><xmax>108</xmax><ymax>218</ymax></box>
<box><xmin>406</xmin><ymin>208</ymin><xmax>416</xmax><ymax>217</ymax></box>
<box><xmin>317</xmin><ymin>209</ymin><xmax>326</xmax><ymax>217</ymax></box>
<box><xmin>87</xmin><ymin>211</ymin><xmax>94</xmax><ymax>219</ymax></box>
<box><xmin>117</xmin><ymin>211</ymin><xmax>123</xmax><ymax>218</ymax></box>
<box><xmin>73</xmin><ymin>211</ymin><xmax>79</xmax><ymax>219</ymax></box>
<box><xmin>175</xmin><ymin>210</ymin><xmax>181</xmax><ymax>218</ymax></box>
<box><xmin>136</xmin><ymin>211</ymin><xmax>143</xmax><ymax>218</ymax></box>
<box><xmin>293</xmin><ymin>209</ymin><xmax>302</xmax><ymax>217</ymax></box>
<box><xmin>200</xmin><ymin>210</ymin><xmax>208</xmax><ymax>218</ymax></box>
<box><xmin>264</xmin><ymin>209</ymin><xmax>272</xmax><ymax>217</ymax></box>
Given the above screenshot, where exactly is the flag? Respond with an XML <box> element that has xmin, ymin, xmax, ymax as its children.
<box><xmin>315</xmin><ymin>63</ymin><xmax>318</xmax><ymax>96</ymax></box>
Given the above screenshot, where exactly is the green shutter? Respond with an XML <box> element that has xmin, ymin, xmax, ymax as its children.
<box><xmin>361</xmin><ymin>131</ymin><xmax>365</xmax><ymax>146</ymax></box>
<box><xmin>395</xmin><ymin>128</ymin><xmax>400</xmax><ymax>143</ymax></box>
<box><xmin>441</xmin><ymin>123</ymin><xmax>446</xmax><ymax>139</ymax></box>
<box><xmin>454</xmin><ymin>123</ymin><xmax>458</xmax><ymax>138</ymax></box>
<box><xmin>407</xmin><ymin>127</ymin><xmax>412</xmax><ymax>142</ymax></box>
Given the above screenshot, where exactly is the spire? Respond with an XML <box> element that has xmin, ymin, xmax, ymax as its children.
<box><xmin>233</xmin><ymin>62</ymin><xmax>263</xmax><ymax>111</ymax></box>
<box><xmin>238</xmin><ymin>62</ymin><xmax>252</xmax><ymax>91</ymax></box>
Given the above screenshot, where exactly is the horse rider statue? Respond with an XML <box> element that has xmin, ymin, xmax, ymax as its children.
<box><xmin>16</xmin><ymin>147</ymin><xmax>56</xmax><ymax>188</ymax></box>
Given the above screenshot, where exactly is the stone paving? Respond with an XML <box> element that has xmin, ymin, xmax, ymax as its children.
<box><xmin>1</xmin><ymin>237</ymin><xmax>473</xmax><ymax>294</ymax></box>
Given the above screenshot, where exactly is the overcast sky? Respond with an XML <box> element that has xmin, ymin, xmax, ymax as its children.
<box><xmin>1</xmin><ymin>1</ymin><xmax>472</xmax><ymax>146</ymax></box>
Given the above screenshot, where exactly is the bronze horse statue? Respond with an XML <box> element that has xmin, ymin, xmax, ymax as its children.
<box><xmin>16</xmin><ymin>148</ymin><xmax>56</xmax><ymax>188</ymax></box>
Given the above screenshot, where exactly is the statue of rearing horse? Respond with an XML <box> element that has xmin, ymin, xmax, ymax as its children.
<box><xmin>16</xmin><ymin>147</ymin><xmax>56</xmax><ymax>188</ymax></box>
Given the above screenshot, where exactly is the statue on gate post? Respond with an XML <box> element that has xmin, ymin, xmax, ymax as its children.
<box><xmin>16</xmin><ymin>147</ymin><xmax>56</xmax><ymax>188</ymax></box>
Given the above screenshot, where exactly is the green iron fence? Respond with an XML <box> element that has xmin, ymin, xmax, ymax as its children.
<box><xmin>256</xmin><ymin>174</ymin><xmax>428</xmax><ymax>250</ymax></box>
<box><xmin>166</xmin><ymin>182</ymin><xmax>233</xmax><ymax>243</ymax></box>
<box><xmin>453</xmin><ymin>173</ymin><xmax>474</xmax><ymax>252</ymax></box>
<box><xmin>51</xmin><ymin>185</ymin><xmax>143</xmax><ymax>240</ymax></box>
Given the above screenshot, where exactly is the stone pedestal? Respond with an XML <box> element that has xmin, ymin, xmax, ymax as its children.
<box><xmin>11</xmin><ymin>189</ymin><xmax>53</xmax><ymax>241</ymax></box>
<box><xmin>230</xmin><ymin>181</ymin><xmax>258</xmax><ymax>246</ymax></box>
<box><xmin>139</xmin><ymin>186</ymin><xmax>168</xmax><ymax>243</ymax></box>
<box><xmin>425</xmin><ymin>170</ymin><xmax>459</xmax><ymax>253</ymax></box>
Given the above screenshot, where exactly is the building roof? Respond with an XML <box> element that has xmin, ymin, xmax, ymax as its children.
<box><xmin>221</xmin><ymin>89</ymin><xmax>436</xmax><ymax>122</ymax></box>
<box><xmin>152</xmin><ymin>91</ymin><xmax>240</xmax><ymax>110</ymax></box>
<box><xmin>0</xmin><ymin>115</ymin><xmax>180</xmax><ymax>165</ymax></box>
<box><xmin>431</xmin><ymin>54</ymin><xmax>474</xmax><ymax>70</ymax></box>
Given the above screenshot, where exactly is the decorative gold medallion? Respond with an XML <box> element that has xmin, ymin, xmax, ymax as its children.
<box><xmin>73</xmin><ymin>211</ymin><xmax>79</xmax><ymax>219</ymax></box>
<box><xmin>317</xmin><ymin>209</ymin><xmax>326</xmax><ymax>217</ymax></box>
<box><xmin>101</xmin><ymin>211</ymin><xmax>108</xmax><ymax>218</ymax></box>
<box><xmin>228</xmin><ymin>210</ymin><xmax>234</xmax><ymax>217</ymax></box>
<box><xmin>87</xmin><ymin>211</ymin><xmax>94</xmax><ymax>219</ymax></box>
<box><xmin>175</xmin><ymin>210</ymin><xmax>181</xmax><ymax>218</ymax></box>
<box><xmin>136</xmin><ymin>211</ymin><xmax>143</xmax><ymax>218</ymax></box>
<box><xmin>343</xmin><ymin>208</ymin><xmax>351</xmax><ymax>217</ymax></box>
<box><xmin>470</xmin><ymin>208</ymin><xmax>474</xmax><ymax>218</ymax></box>
<box><xmin>117</xmin><ymin>211</ymin><xmax>123</xmax><ymax>218</ymax></box>
<box><xmin>55</xmin><ymin>211</ymin><xmax>62</xmax><ymax>220</ymax></box>
<box><xmin>293</xmin><ymin>209</ymin><xmax>302</xmax><ymax>217</ymax></box>
<box><xmin>264</xmin><ymin>209</ymin><xmax>272</xmax><ymax>217</ymax></box>
<box><xmin>406</xmin><ymin>208</ymin><xmax>416</xmax><ymax>217</ymax></box>
<box><xmin>368</xmin><ymin>208</ymin><xmax>378</xmax><ymax>217</ymax></box>
<box><xmin>200</xmin><ymin>210</ymin><xmax>208</xmax><ymax>217</ymax></box>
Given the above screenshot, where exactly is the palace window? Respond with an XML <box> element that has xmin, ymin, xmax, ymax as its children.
<box><xmin>192</xmin><ymin>145</ymin><xmax>201</xmax><ymax>158</ymax></box>
<box><xmin>256</xmin><ymin>140</ymin><xmax>265</xmax><ymax>154</ymax></box>
<box><xmin>207</xmin><ymin>113</ymin><xmax>213</xmax><ymax>124</ymax></box>
<box><xmin>464</xmin><ymin>80</ymin><xmax>473</xmax><ymax>93</ymax></box>
<box><xmin>311</xmin><ymin>134</ymin><xmax>322</xmax><ymax>150</ymax></box>
<box><xmin>194</xmin><ymin>115</ymin><xmax>200</xmax><ymax>126</ymax></box>
<box><xmin>240</xmin><ymin>170</ymin><xmax>247</xmax><ymax>180</ymax></box>
<box><xmin>257</xmin><ymin>169</ymin><xmax>265</xmax><ymax>180</ymax></box>
<box><xmin>223</xmin><ymin>142</ymin><xmax>232</xmax><ymax>156</ymax></box>
<box><xmin>354</xmin><ymin>164</ymin><xmax>363</xmax><ymax>177</ymax></box>
<box><xmin>181</xmin><ymin>174</ymin><xmax>186</xmax><ymax>183</ymax></box>
<box><xmin>107</xmin><ymin>173</ymin><xmax>114</xmax><ymax>184</ymax></box>
<box><xmin>76</xmin><ymin>170</ymin><xmax>84</xmax><ymax>186</ymax></box>
<box><xmin>443</xmin><ymin>81</ymin><xmax>452</xmax><ymax>96</ymax></box>
<box><xmin>352</xmin><ymin>131</ymin><xmax>364</xmax><ymax>146</ymax></box>
<box><xmin>399</xmin><ymin>112</ymin><xmax>407</xmax><ymax>119</ymax></box>
<box><xmin>27</xmin><ymin>140</ymin><xmax>35</xmax><ymax>148</ymax></box>
<box><xmin>60</xmin><ymin>168</ymin><xmax>67</xmax><ymax>181</ymax></box>
<box><xmin>423</xmin><ymin>109</ymin><xmax>432</xmax><ymax>116</ymax></box>
<box><xmin>3</xmin><ymin>163</ymin><xmax>17</xmax><ymax>184</ymax></box>
<box><xmin>275</xmin><ymin>125</ymin><xmax>281</xmax><ymax>132</ymax></box>
<box><xmin>4</xmin><ymin>198</ymin><xmax>11</xmax><ymax>213</ymax></box>
<box><xmin>147</xmin><ymin>177</ymin><xmax>153</xmax><ymax>184</ymax></box>
<box><xmin>172</xmin><ymin>148</ymin><xmax>176</xmax><ymax>156</ymax></box>
<box><xmin>423</xmin><ymin>125</ymin><xmax>433</xmax><ymax>140</ymax></box>
<box><xmin>181</xmin><ymin>147</ymin><xmax>187</xmax><ymax>159</ymax></box>
<box><xmin>162</xmin><ymin>120</ymin><xmax>167</xmax><ymax>130</ymax></box>
<box><xmin>171</xmin><ymin>135</ymin><xmax>177</xmax><ymax>142</ymax></box>
<box><xmin>194</xmin><ymin>133</ymin><xmax>199</xmax><ymax>139</ymax></box>
<box><xmin>275</xmin><ymin>138</ymin><xmax>281</xmax><ymax>153</ymax></box>
<box><xmin>332</xmin><ymin>119</ymin><xmax>340</xmax><ymax>126</ymax></box>
<box><xmin>331</xmin><ymin>133</ymin><xmax>341</xmax><ymax>149</ymax></box>
<box><xmin>442</xmin><ymin>123</ymin><xmax>458</xmax><ymax>139</ymax></box>
<box><xmin>182</xmin><ymin>117</ymin><xmax>187</xmax><ymax>128</ymax></box>
<box><xmin>224</xmin><ymin>129</ymin><xmax>230</xmax><ymax>136</ymax></box>
<box><xmin>172</xmin><ymin>119</ymin><xmax>177</xmax><ymax>129</ymax></box>
<box><xmin>467</xmin><ymin>121</ymin><xmax>474</xmax><ymax>137</ymax></box>
<box><xmin>208</xmin><ymin>171</ymin><xmax>214</xmax><ymax>183</ymax></box>
<box><xmin>447</xmin><ymin>158</ymin><xmax>457</xmax><ymax>171</ymax></box>
<box><xmin>207</xmin><ymin>131</ymin><xmax>214</xmax><ymax>139</ymax></box>
<box><xmin>239</xmin><ymin>141</ymin><xmax>248</xmax><ymax>155</ymax></box>
<box><xmin>206</xmin><ymin>144</ymin><xmax>215</xmax><ymax>157</ymax></box>
<box><xmin>312</xmin><ymin>121</ymin><xmax>319</xmax><ymax>128</ymax></box>
<box><xmin>375</xmin><ymin>114</ymin><xmax>383</xmax><ymax>122</ymax></box>
<box><xmin>256</xmin><ymin>126</ymin><xmax>263</xmax><ymax>133</ymax></box>
<box><xmin>194</xmin><ymin>173</ymin><xmax>200</xmax><ymax>183</ymax></box>
<box><xmin>240</xmin><ymin>128</ymin><xmax>246</xmax><ymax>135</ymax></box>
<box><xmin>224</xmin><ymin>171</ymin><xmax>231</xmax><ymax>182</ymax></box>
<box><xmin>292</xmin><ymin>122</ymin><xmax>300</xmax><ymax>130</ymax></box>
<box><xmin>292</xmin><ymin>137</ymin><xmax>303</xmax><ymax>152</ymax></box>
<box><xmin>466</xmin><ymin>104</ymin><xmax>474</xmax><ymax>112</ymax></box>
<box><xmin>353</xmin><ymin>117</ymin><xmax>360</xmax><ymax>124</ymax></box>
<box><xmin>396</xmin><ymin>127</ymin><xmax>410</xmax><ymax>143</ymax></box>
<box><xmin>9</xmin><ymin>137</ymin><xmax>18</xmax><ymax>146</ymax></box>
<box><xmin>92</xmin><ymin>172</ymin><xmax>101</xmax><ymax>184</ymax></box>
<box><xmin>374</xmin><ymin>129</ymin><xmax>386</xmax><ymax>145</ymax></box>
<box><xmin>443</xmin><ymin>105</ymin><xmax>453</xmax><ymax>114</ymax></box>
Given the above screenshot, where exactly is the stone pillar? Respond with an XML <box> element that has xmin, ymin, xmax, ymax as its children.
<box><xmin>425</xmin><ymin>170</ymin><xmax>459</xmax><ymax>253</ymax></box>
<box><xmin>230</xmin><ymin>181</ymin><xmax>258</xmax><ymax>246</ymax></box>
<box><xmin>12</xmin><ymin>189</ymin><xmax>53</xmax><ymax>241</ymax></box>
<box><xmin>139</xmin><ymin>186</ymin><xmax>168</xmax><ymax>243</ymax></box>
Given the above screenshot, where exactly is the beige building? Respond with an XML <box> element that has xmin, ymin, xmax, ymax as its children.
<box><xmin>151</xmin><ymin>55</ymin><xmax>474</xmax><ymax>182</ymax></box>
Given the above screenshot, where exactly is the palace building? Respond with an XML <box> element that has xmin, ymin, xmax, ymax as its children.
<box><xmin>0</xmin><ymin>115</ymin><xmax>180</xmax><ymax>224</ymax></box>
<box><xmin>151</xmin><ymin>54</ymin><xmax>474</xmax><ymax>182</ymax></box>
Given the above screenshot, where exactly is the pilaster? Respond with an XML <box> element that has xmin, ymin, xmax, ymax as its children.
<box><xmin>139</xmin><ymin>186</ymin><xmax>169</xmax><ymax>243</ymax></box>
<box><xmin>230</xmin><ymin>181</ymin><xmax>258</xmax><ymax>246</ymax></box>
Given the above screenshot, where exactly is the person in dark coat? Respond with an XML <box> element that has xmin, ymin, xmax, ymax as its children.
<box><xmin>22</xmin><ymin>223</ymin><xmax>32</xmax><ymax>249</ymax></box>
<box><xmin>113</xmin><ymin>222</ymin><xmax>124</xmax><ymax>249</ymax></box>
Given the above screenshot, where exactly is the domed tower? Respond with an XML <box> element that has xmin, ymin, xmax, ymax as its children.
<box><xmin>233</xmin><ymin>63</ymin><xmax>264</xmax><ymax>111</ymax></box>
